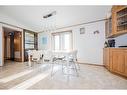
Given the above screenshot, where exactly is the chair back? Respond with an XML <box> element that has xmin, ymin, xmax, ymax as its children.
<box><xmin>43</xmin><ymin>50</ymin><xmax>53</xmax><ymax>60</ymax></box>
<box><xmin>32</xmin><ymin>51</ymin><xmax>41</xmax><ymax>61</ymax></box>
<box><xmin>69</xmin><ymin>50</ymin><xmax>78</xmax><ymax>61</ymax></box>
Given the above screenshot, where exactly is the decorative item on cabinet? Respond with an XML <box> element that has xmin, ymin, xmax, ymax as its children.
<box><xmin>108</xmin><ymin>39</ymin><xmax>115</xmax><ymax>47</ymax></box>
<box><xmin>93</xmin><ymin>30</ymin><xmax>99</xmax><ymax>34</ymax></box>
<box><xmin>104</xmin><ymin>41</ymin><xmax>109</xmax><ymax>48</ymax></box>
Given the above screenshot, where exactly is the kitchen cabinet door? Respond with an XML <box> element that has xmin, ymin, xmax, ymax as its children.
<box><xmin>112</xmin><ymin>50</ymin><xmax>125</xmax><ymax>74</ymax></box>
<box><xmin>124</xmin><ymin>51</ymin><xmax>127</xmax><ymax>76</ymax></box>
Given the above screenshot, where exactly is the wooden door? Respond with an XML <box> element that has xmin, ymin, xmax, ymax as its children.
<box><xmin>14</xmin><ymin>31</ymin><xmax>22</xmax><ymax>61</ymax></box>
<box><xmin>112</xmin><ymin>49</ymin><xmax>125</xmax><ymax>74</ymax></box>
<box><xmin>124</xmin><ymin>51</ymin><xmax>127</xmax><ymax>76</ymax></box>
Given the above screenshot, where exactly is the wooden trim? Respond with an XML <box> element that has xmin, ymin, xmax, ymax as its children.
<box><xmin>110</xmin><ymin>71</ymin><xmax>127</xmax><ymax>79</ymax></box>
<box><xmin>0</xmin><ymin>22</ymin><xmax>35</xmax><ymax>32</ymax></box>
<box><xmin>24</xmin><ymin>29</ymin><xmax>37</xmax><ymax>34</ymax></box>
<box><xmin>21</xmin><ymin>30</ymin><xmax>24</xmax><ymax>62</ymax></box>
<box><xmin>56</xmin><ymin>19</ymin><xmax>106</xmax><ymax>30</ymax></box>
<box><xmin>51</xmin><ymin>30</ymin><xmax>73</xmax><ymax>50</ymax></box>
<box><xmin>77</xmin><ymin>62</ymin><xmax>127</xmax><ymax>79</ymax></box>
<box><xmin>51</xmin><ymin>30</ymin><xmax>72</xmax><ymax>35</ymax></box>
<box><xmin>38</xmin><ymin>18</ymin><xmax>106</xmax><ymax>33</ymax></box>
<box><xmin>2</xmin><ymin>27</ymin><xmax>4</xmax><ymax>66</ymax></box>
<box><xmin>78</xmin><ymin>62</ymin><xmax>104</xmax><ymax>67</ymax></box>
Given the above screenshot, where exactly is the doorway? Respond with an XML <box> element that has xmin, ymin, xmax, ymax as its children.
<box><xmin>3</xmin><ymin>27</ymin><xmax>22</xmax><ymax>65</ymax></box>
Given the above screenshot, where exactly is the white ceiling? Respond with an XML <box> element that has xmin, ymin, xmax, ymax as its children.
<box><xmin>0</xmin><ymin>6</ymin><xmax>111</xmax><ymax>32</ymax></box>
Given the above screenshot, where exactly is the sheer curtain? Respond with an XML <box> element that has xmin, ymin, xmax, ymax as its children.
<box><xmin>52</xmin><ymin>31</ymin><xmax>72</xmax><ymax>51</ymax></box>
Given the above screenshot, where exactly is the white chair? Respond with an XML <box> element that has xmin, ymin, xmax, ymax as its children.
<box><xmin>42</xmin><ymin>50</ymin><xmax>56</xmax><ymax>76</ymax></box>
<box><xmin>27</xmin><ymin>50</ymin><xmax>37</xmax><ymax>66</ymax></box>
<box><xmin>51</xmin><ymin>53</ymin><xmax>66</xmax><ymax>76</ymax></box>
<box><xmin>69</xmin><ymin>50</ymin><xmax>80</xmax><ymax>69</ymax></box>
<box><xmin>43</xmin><ymin>50</ymin><xmax>53</xmax><ymax>63</ymax></box>
<box><xmin>62</xmin><ymin>50</ymin><xmax>79</xmax><ymax>76</ymax></box>
<box><xmin>31</xmin><ymin>51</ymin><xmax>42</xmax><ymax>65</ymax></box>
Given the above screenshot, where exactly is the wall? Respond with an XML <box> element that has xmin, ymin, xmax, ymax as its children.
<box><xmin>0</xmin><ymin>24</ymin><xmax>2</xmax><ymax>66</ymax></box>
<box><xmin>0</xmin><ymin>12</ymin><xmax>32</xmax><ymax>30</ymax></box>
<box><xmin>38</xmin><ymin>21</ymin><xmax>105</xmax><ymax>65</ymax></box>
<box><xmin>114</xmin><ymin>34</ymin><xmax>127</xmax><ymax>47</ymax></box>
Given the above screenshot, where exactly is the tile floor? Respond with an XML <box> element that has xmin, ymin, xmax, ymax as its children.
<box><xmin>0</xmin><ymin>61</ymin><xmax>127</xmax><ymax>89</ymax></box>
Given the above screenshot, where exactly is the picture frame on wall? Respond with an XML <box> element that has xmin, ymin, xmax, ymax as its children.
<box><xmin>80</xmin><ymin>27</ymin><xmax>85</xmax><ymax>34</ymax></box>
<box><xmin>42</xmin><ymin>37</ymin><xmax>47</xmax><ymax>45</ymax></box>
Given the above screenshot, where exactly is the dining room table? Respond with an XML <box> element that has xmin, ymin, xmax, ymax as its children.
<box><xmin>27</xmin><ymin>49</ymin><xmax>75</xmax><ymax>67</ymax></box>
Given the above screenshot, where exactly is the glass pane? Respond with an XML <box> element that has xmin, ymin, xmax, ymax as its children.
<box><xmin>25</xmin><ymin>32</ymin><xmax>35</xmax><ymax>49</ymax></box>
<box><xmin>25</xmin><ymin>32</ymin><xmax>34</xmax><ymax>43</ymax></box>
<box><xmin>63</xmin><ymin>34</ymin><xmax>70</xmax><ymax>50</ymax></box>
<box><xmin>25</xmin><ymin>44</ymin><xmax>34</xmax><ymax>49</ymax></box>
<box><xmin>54</xmin><ymin>35</ymin><xmax>60</xmax><ymax>50</ymax></box>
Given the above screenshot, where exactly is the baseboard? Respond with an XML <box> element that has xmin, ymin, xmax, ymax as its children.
<box><xmin>14</xmin><ymin>58</ymin><xmax>22</xmax><ymax>62</ymax></box>
<box><xmin>77</xmin><ymin>61</ymin><xmax>104</xmax><ymax>67</ymax></box>
<box><xmin>0</xmin><ymin>58</ymin><xmax>3</xmax><ymax>66</ymax></box>
<box><xmin>0</xmin><ymin>64</ymin><xmax>3</xmax><ymax>67</ymax></box>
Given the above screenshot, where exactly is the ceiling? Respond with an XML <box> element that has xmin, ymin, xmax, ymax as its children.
<box><xmin>0</xmin><ymin>6</ymin><xmax>111</xmax><ymax>32</ymax></box>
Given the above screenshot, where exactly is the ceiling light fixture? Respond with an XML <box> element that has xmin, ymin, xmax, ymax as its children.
<box><xmin>42</xmin><ymin>11</ymin><xmax>57</xmax><ymax>32</ymax></box>
<box><xmin>43</xmin><ymin>11</ymin><xmax>56</xmax><ymax>19</ymax></box>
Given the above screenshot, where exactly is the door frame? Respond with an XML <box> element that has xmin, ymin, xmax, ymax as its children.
<box><xmin>2</xmin><ymin>25</ymin><xmax>24</xmax><ymax>66</ymax></box>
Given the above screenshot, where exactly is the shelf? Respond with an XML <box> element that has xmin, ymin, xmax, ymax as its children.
<box><xmin>105</xmin><ymin>6</ymin><xmax>127</xmax><ymax>38</ymax></box>
<box><xmin>25</xmin><ymin>43</ymin><xmax>35</xmax><ymax>44</ymax></box>
<box><xmin>25</xmin><ymin>40</ymin><xmax>34</xmax><ymax>42</ymax></box>
<box><xmin>117</xmin><ymin>29</ymin><xmax>127</xmax><ymax>32</ymax></box>
<box><xmin>117</xmin><ymin>7</ymin><xmax>127</xmax><ymax>34</ymax></box>
<box><xmin>117</xmin><ymin>13</ymin><xmax>127</xmax><ymax>19</ymax></box>
<box><xmin>117</xmin><ymin>22</ymin><xmax>127</xmax><ymax>27</ymax></box>
<box><xmin>106</xmin><ymin>30</ymin><xmax>127</xmax><ymax>38</ymax></box>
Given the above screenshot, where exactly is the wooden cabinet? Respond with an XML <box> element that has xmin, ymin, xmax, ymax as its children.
<box><xmin>106</xmin><ymin>6</ymin><xmax>127</xmax><ymax>38</ymax></box>
<box><xmin>103</xmin><ymin>48</ymin><xmax>127</xmax><ymax>77</ymax></box>
<box><xmin>112</xmin><ymin>6</ymin><xmax>127</xmax><ymax>12</ymax></box>
<box><xmin>125</xmin><ymin>51</ymin><xmax>127</xmax><ymax>76</ymax></box>
<box><xmin>24</xmin><ymin>29</ymin><xmax>38</xmax><ymax>61</ymax></box>
<box><xmin>111</xmin><ymin>49</ymin><xmax>125</xmax><ymax>75</ymax></box>
<box><xmin>111</xmin><ymin>7</ymin><xmax>117</xmax><ymax>36</ymax></box>
<box><xmin>105</xmin><ymin>17</ymin><xmax>112</xmax><ymax>38</ymax></box>
<box><xmin>111</xmin><ymin>6</ymin><xmax>126</xmax><ymax>12</ymax></box>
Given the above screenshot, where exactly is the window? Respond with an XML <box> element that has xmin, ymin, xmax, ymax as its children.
<box><xmin>52</xmin><ymin>31</ymin><xmax>72</xmax><ymax>51</ymax></box>
<box><xmin>54</xmin><ymin>35</ymin><xmax>60</xmax><ymax>50</ymax></box>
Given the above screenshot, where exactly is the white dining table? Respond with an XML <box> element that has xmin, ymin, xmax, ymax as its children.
<box><xmin>28</xmin><ymin>50</ymin><xmax>75</xmax><ymax>67</ymax></box>
<box><xmin>52</xmin><ymin>50</ymin><xmax>74</xmax><ymax>59</ymax></box>
<box><xmin>52</xmin><ymin>50</ymin><xmax>75</xmax><ymax>73</ymax></box>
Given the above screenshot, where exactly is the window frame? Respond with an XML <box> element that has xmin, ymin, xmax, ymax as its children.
<box><xmin>52</xmin><ymin>30</ymin><xmax>73</xmax><ymax>51</ymax></box>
